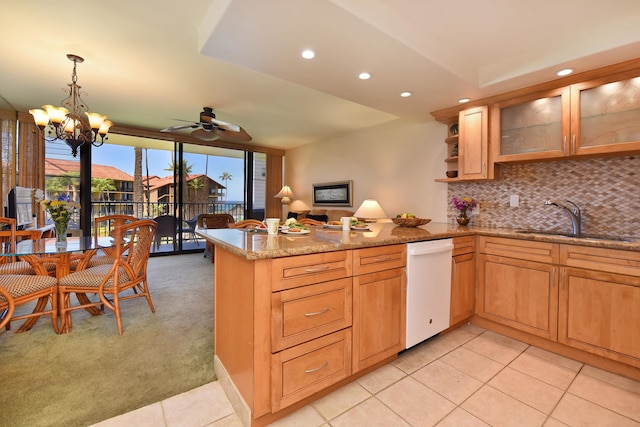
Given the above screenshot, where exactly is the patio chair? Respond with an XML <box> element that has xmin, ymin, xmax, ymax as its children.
<box><xmin>152</xmin><ymin>214</ymin><xmax>179</xmax><ymax>250</ymax></box>
<box><xmin>58</xmin><ymin>219</ymin><xmax>157</xmax><ymax>335</ymax></box>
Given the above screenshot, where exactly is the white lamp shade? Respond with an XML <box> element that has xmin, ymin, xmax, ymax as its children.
<box><xmin>275</xmin><ymin>185</ymin><xmax>295</xmax><ymax>199</ymax></box>
<box><xmin>354</xmin><ymin>199</ymin><xmax>387</xmax><ymax>220</ymax></box>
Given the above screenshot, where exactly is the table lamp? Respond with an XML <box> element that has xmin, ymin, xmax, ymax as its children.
<box><xmin>354</xmin><ymin>199</ymin><xmax>387</xmax><ymax>223</ymax></box>
<box><xmin>275</xmin><ymin>185</ymin><xmax>295</xmax><ymax>205</ymax></box>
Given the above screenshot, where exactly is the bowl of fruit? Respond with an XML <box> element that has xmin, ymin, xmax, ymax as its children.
<box><xmin>392</xmin><ymin>213</ymin><xmax>431</xmax><ymax>227</ymax></box>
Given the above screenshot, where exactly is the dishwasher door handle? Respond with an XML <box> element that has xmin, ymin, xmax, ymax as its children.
<box><xmin>409</xmin><ymin>244</ymin><xmax>454</xmax><ymax>257</ymax></box>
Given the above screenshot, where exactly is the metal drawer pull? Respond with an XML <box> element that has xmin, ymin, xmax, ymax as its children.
<box><xmin>305</xmin><ymin>307</ymin><xmax>329</xmax><ymax>317</ymax></box>
<box><xmin>304</xmin><ymin>266</ymin><xmax>331</xmax><ymax>273</ymax></box>
<box><xmin>305</xmin><ymin>361</ymin><xmax>328</xmax><ymax>374</ymax></box>
<box><xmin>373</xmin><ymin>256</ymin><xmax>391</xmax><ymax>262</ymax></box>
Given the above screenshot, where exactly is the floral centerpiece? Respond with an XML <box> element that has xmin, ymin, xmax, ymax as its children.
<box><xmin>451</xmin><ymin>196</ymin><xmax>477</xmax><ymax>225</ymax></box>
<box><xmin>38</xmin><ymin>193</ymin><xmax>79</xmax><ymax>247</ymax></box>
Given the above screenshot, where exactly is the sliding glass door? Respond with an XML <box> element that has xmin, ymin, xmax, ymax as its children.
<box><xmin>45</xmin><ymin>134</ymin><xmax>248</xmax><ymax>255</ymax></box>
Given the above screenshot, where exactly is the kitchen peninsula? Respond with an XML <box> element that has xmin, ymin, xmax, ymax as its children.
<box><xmin>198</xmin><ymin>223</ymin><xmax>640</xmax><ymax>427</ymax></box>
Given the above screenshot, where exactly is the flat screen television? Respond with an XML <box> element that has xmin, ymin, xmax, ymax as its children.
<box><xmin>5</xmin><ymin>186</ymin><xmax>33</xmax><ymax>229</ymax></box>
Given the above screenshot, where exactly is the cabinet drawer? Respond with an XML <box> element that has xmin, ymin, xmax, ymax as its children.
<box><xmin>272</xmin><ymin>278</ymin><xmax>352</xmax><ymax>352</ymax></box>
<box><xmin>271</xmin><ymin>329</ymin><xmax>352</xmax><ymax>411</ymax></box>
<box><xmin>478</xmin><ymin>236</ymin><xmax>558</xmax><ymax>264</ymax></box>
<box><xmin>560</xmin><ymin>244</ymin><xmax>640</xmax><ymax>277</ymax></box>
<box><xmin>453</xmin><ymin>235</ymin><xmax>475</xmax><ymax>256</ymax></box>
<box><xmin>352</xmin><ymin>244</ymin><xmax>406</xmax><ymax>276</ymax></box>
<box><xmin>271</xmin><ymin>251</ymin><xmax>352</xmax><ymax>291</ymax></box>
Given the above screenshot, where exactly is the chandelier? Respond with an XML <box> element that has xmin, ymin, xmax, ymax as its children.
<box><xmin>29</xmin><ymin>54</ymin><xmax>112</xmax><ymax>157</ymax></box>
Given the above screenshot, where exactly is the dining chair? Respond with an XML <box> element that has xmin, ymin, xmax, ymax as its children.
<box><xmin>197</xmin><ymin>213</ymin><xmax>235</xmax><ymax>261</ymax></box>
<box><xmin>0</xmin><ymin>285</ymin><xmax>15</xmax><ymax>330</ymax></box>
<box><xmin>58</xmin><ymin>219</ymin><xmax>157</xmax><ymax>335</ymax></box>
<box><xmin>232</xmin><ymin>219</ymin><xmax>264</xmax><ymax>229</ymax></box>
<box><xmin>88</xmin><ymin>214</ymin><xmax>138</xmax><ymax>267</ymax></box>
<box><xmin>0</xmin><ymin>218</ymin><xmax>55</xmax><ymax>276</ymax></box>
<box><xmin>298</xmin><ymin>218</ymin><xmax>325</xmax><ymax>226</ymax></box>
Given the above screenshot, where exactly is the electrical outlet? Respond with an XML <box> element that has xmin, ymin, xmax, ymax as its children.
<box><xmin>471</xmin><ymin>202</ymin><xmax>480</xmax><ymax>215</ymax></box>
<box><xmin>510</xmin><ymin>194</ymin><xmax>520</xmax><ymax>207</ymax></box>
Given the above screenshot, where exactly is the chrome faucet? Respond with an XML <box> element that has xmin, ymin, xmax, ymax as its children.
<box><xmin>545</xmin><ymin>199</ymin><xmax>581</xmax><ymax>236</ymax></box>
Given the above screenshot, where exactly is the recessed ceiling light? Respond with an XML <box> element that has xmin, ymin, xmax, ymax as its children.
<box><xmin>358</xmin><ymin>72</ymin><xmax>371</xmax><ymax>80</ymax></box>
<box><xmin>400</xmin><ymin>91</ymin><xmax>412</xmax><ymax>97</ymax></box>
<box><xmin>301</xmin><ymin>49</ymin><xmax>315</xmax><ymax>59</ymax></box>
<box><xmin>458</xmin><ymin>98</ymin><xmax>470</xmax><ymax>103</ymax></box>
<box><xmin>556</xmin><ymin>68</ymin><xmax>574</xmax><ymax>77</ymax></box>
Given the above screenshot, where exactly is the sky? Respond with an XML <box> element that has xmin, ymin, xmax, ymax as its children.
<box><xmin>48</xmin><ymin>140</ymin><xmax>246</xmax><ymax>201</ymax></box>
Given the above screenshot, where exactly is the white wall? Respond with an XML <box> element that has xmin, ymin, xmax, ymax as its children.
<box><xmin>284</xmin><ymin>118</ymin><xmax>449</xmax><ymax>222</ymax></box>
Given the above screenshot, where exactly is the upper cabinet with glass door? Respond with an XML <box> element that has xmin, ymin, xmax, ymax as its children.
<box><xmin>571</xmin><ymin>74</ymin><xmax>640</xmax><ymax>156</ymax></box>
<box><xmin>492</xmin><ymin>72</ymin><xmax>640</xmax><ymax>162</ymax></box>
<box><xmin>491</xmin><ymin>87</ymin><xmax>571</xmax><ymax>162</ymax></box>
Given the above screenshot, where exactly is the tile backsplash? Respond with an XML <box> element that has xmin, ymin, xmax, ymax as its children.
<box><xmin>447</xmin><ymin>156</ymin><xmax>640</xmax><ymax>239</ymax></box>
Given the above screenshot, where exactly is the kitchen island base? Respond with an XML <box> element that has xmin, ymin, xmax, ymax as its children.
<box><xmin>212</xmin><ymin>243</ymin><xmax>406</xmax><ymax>427</ymax></box>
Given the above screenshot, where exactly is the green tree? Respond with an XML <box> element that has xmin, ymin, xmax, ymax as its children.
<box><xmin>219</xmin><ymin>172</ymin><xmax>232</xmax><ymax>201</ymax></box>
<box><xmin>91</xmin><ymin>177</ymin><xmax>116</xmax><ymax>201</ymax></box>
<box><xmin>165</xmin><ymin>159</ymin><xmax>195</xmax><ymax>214</ymax></box>
<box><xmin>46</xmin><ymin>172</ymin><xmax>80</xmax><ymax>198</ymax></box>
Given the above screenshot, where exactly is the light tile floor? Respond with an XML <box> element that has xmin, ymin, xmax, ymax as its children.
<box><xmin>91</xmin><ymin>324</ymin><xmax>640</xmax><ymax>427</ymax></box>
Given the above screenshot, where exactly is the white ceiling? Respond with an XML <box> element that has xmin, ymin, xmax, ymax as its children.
<box><xmin>1</xmin><ymin>0</ymin><xmax>639</xmax><ymax>151</ymax></box>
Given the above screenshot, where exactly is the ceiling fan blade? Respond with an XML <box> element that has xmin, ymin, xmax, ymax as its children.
<box><xmin>191</xmin><ymin>128</ymin><xmax>221</xmax><ymax>141</ymax></box>
<box><xmin>214</xmin><ymin>127</ymin><xmax>252</xmax><ymax>142</ymax></box>
<box><xmin>200</xmin><ymin>116</ymin><xmax>241</xmax><ymax>132</ymax></box>
<box><xmin>161</xmin><ymin>123</ymin><xmax>201</xmax><ymax>132</ymax></box>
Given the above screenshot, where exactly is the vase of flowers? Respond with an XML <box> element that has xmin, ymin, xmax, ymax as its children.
<box><xmin>40</xmin><ymin>194</ymin><xmax>79</xmax><ymax>248</ymax></box>
<box><xmin>451</xmin><ymin>196</ymin><xmax>477</xmax><ymax>226</ymax></box>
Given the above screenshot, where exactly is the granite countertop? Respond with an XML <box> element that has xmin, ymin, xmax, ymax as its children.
<box><xmin>196</xmin><ymin>222</ymin><xmax>640</xmax><ymax>260</ymax></box>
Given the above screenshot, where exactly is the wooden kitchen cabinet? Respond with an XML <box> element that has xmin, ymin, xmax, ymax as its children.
<box><xmin>492</xmin><ymin>72</ymin><xmax>640</xmax><ymax>162</ymax></box>
<box><xmin>450</xmin><ymin>236</ymin><xmax>476</xmax><ymax>326</ymax></box>
<box><xmin>436</xmin><ymin>106</ymin><xmax>493</xmax><ymax>182</ymax></box>
<box><xmin>558</xmin><ymin>245</ymin><xmax>640</xmax><ymax>368</ymax></box>
<box><xmin>352</xmin><ymin>245</ymin><xmax>406</xmax><ymax>373</ymax></box>
<box><xmin>477</xmin><ymin>236</ymin><xmax>559</xmax><ymax>340</ymax></box>
<box><xmin>458</xmin><ymin>106</ymin><xmax>492</xmax><ymax>180</ymax></box>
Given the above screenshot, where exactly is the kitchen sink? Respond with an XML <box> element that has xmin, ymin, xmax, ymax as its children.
<box><xmin>515</xmin><ymin>229</ymin><xmax>637</xmax><ymax>243</ymax></box>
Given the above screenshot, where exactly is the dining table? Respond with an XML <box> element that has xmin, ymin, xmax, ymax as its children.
<box><xmin>4</xmin><ymin>235</ymin><xmax>115</xmax><ymax>332</ymax></box>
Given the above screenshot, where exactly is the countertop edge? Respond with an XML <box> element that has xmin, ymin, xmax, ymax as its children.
<box><xmin>197</xmin><ymin>224</ymin><xmax>639</xmax><ymax>260</ymax></box>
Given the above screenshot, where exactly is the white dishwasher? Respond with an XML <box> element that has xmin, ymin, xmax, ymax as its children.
<box><xmin>405</xmin><ymin>239</ymin><xmax>454</xmax><ymax>349</ymax></box>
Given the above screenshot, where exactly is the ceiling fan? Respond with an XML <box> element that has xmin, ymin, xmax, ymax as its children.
<box><xmin>160</xmin><ymin>107</ymin><xmax>252</xmax><ymax>142</ymax></box>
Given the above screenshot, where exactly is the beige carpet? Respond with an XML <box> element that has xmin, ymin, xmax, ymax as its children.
<box><xmin>0</xmin><ymin>253</ymin><xmax>216</xmax><ymax>427</ymax></box>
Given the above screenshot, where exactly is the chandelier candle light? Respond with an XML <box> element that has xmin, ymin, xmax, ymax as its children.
<box><xmin>30</xmin><ymin>54</ymin><xmax>112</xmax><ymax>157</ymax></box>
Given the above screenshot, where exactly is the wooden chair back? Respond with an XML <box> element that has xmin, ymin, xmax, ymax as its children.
<box><xmin>233</xmin><ymin>219</ymin><xmax>263</xmax><ymax>229</ymax></box>
<box><xmin>197</xmin><ymin>213</ymin><xmax>235</xmax><ymax>229</ymax></box>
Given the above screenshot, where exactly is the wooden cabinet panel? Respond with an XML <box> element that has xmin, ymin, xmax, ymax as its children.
<box><xmin>272</xmin><ymin>278</ymin><xmax>352</xmax><ymax>352</ymax></box>
<box><xmin>560</xmin><ymin>244</ymin><xmax>640</xmax><ymax>277</ymax></box>
<box><xmin>478</xmin><ymin>235</ymin><xmax>558</xmax><ymax>264</ymax></box>
<box><xmin>559</xmin><ymin>267</ymin><xmax>640</xmax><ymax>367</ymax></box>
<box><xmin>352</xmin><ymin>268</ymin><xmax>406</xmax><ymax>372</ymax></box>
<box><xmin>271</xmin><ymin>250</ymin><xmax>352</xmax><ymax>291</ymax></box>
<box><xmin>450</xmin><ymin>252</ymin><xmax>475</xmax><ymax>325</ymax></box>
<box><xmin>459</xmin><ymin>106</ymin><xmax>491</xmax><ymax>180</ymax></box>
<box><xmin>271</xmin><ymin>329</ymin><xmax>352</xmax><ymax>411</ymax></box>
<box><xmin>478</xmin><ymin>254</ymin><xmax>558</xmax><ymax>340</ymax></box>
<box><xmin>352</xmin><ymin>244</ymin><xmax>406</xmax><ymax>276</ymax></box>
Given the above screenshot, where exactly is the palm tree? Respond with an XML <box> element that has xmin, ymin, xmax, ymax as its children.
<box><xmin>133</xmin><ymin>147</ymin><xmax>144</xmax><ymax>217</ymax></box>
<box><xmin>165</xmin><ymin>159</ymin><xmax>195</xmax><ymax>215</ymax></box>
<box><xmin>219</xmin><ymin>172</ymin><xmax>232</xmax><ymax>201</ymax></box>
